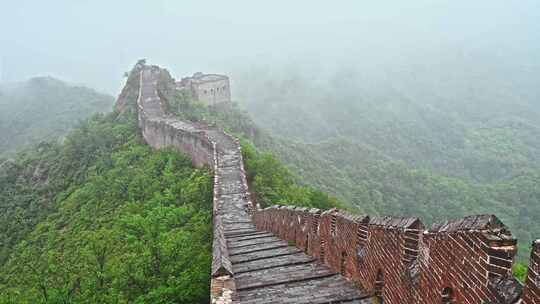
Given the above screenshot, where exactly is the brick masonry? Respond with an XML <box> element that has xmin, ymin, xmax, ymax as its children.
<box><xmin>254</xmin><ymin>206</ymin><xmax>540</xmax><ymax>303</ymax></box>
<box><xmin>128</xmin><ymin>63</ymin><xmax>540</xmax><ymax>304</ymax></box>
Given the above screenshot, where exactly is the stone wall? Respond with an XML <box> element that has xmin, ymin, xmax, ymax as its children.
<box><xmin>253</xmin><ymin>206</ymin><xmax>539</xmax><ymax>304</ymax></box>
<box><xmin>130</xmin><ymin>63</ymin><xmax>540</xmax><ymax>304</ymax></box>
<box><xmin>139</xmin><ymin>115</ymin><xmax>215</xmax><ymax>168</ymax></box>
<box><xmin>136</xmin><ymin>66</ymin><xmax>237</xmax><ymax>303</ymax></box>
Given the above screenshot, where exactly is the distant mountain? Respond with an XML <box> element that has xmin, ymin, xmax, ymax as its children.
<box><xmin>0</xmin><ymin>77</ymin><xmax>114</xmax><ymax>156</ymax></box>
<box><xmin>233</xmin><ymin>64</ymin><xmax>540</xmax><ymax>261</ymax></box>
<box><xmin>234</xmin><ymin>63</ymin><xmax>540</xmax><ymax>183</ymax></box>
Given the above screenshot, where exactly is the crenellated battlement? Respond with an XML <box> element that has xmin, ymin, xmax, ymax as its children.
<box><xmin>254</xmin><ymin>205</ymin><xmax>537</xmax><ymax>303</ymax></box>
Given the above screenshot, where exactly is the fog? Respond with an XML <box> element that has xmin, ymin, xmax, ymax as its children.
<box><xmin>2</xmin><ymin>0</ymin><xmax>540</xmax><ymax>277</ymax></box>
<box><xmin>1</xmin><ymin>0</ymin><xmax>539</xmax><ymax>95</ymax></box>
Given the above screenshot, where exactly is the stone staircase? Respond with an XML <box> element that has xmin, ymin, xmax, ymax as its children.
<box><xmin>135</xmin><ymin>65</ymin><xmax>372</xmax><ymax>303</ymax></box>
<box><xmin>129</xmin><ymin>63</ymin><xmax>540</xmax><ymax>304</ymax></box>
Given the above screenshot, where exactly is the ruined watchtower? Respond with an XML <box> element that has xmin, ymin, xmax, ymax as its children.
<box><xmin>176</xmin><ymin>72</ymin><xmax>231</xmax><ymax>108</ymax></box>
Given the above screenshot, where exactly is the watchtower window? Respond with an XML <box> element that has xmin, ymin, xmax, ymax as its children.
<box><xmin>442</xmin><ymin>287</ymin><xmax>453</xmax><ymax>304</ymax></box>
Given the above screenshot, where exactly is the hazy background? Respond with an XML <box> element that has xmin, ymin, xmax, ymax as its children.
<box><xmin>1</xmin><ymin>0</ymin><xmax>540</xmax><ymax>269</ymax></box>
<box><xmin>1</xmin><ymin>0</ymin><xmax>539</xmax><ymax>95</ymax></box>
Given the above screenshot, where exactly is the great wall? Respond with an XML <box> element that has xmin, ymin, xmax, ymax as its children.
<box><xmin>123</xmin><ymin>62</ymin><xmax>540</xmax><ymax>304</ymax></box>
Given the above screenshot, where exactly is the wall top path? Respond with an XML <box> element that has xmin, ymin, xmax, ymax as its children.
<box><xmin>132</xmin><ymin>64</ymin><xmax>372</xmax><ymax>304</ymax></box>
<box><xmin>125</xmin><ymin>63</ymin><xmax>539</xmax><ymax>304</ymax></box>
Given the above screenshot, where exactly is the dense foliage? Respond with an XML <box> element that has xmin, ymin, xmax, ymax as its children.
<box><xmin>241</xmin><ymin>140</ymin><xmax>345</xmax><ymax>210</ymax></box>
<box><xmin>0</xmin><ymin>114</ymin><xmax>213</xmax><ymax>303</ymax></box>
<box><xmin>514</xmin><ymin>263</ymin><xmax>528</xmax><ymax>283</ymax></box>
<box><xmin>0</xmin><ymin>77</ymin><xmax>113</xmax><ymax>156</ymax></box>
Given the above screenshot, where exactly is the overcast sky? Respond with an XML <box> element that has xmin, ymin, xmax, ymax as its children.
<box><xmin>0</xmin><ymin>0</ymin><xmax>539</xmax><ymax>94</ymax></box>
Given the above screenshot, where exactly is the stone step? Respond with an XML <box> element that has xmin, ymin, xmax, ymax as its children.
<box><xmin>236</xmin><ymin>274</ymin><xmax>372</xmax><ymax>304</ymax></box>
<box><xmin>229</xmin><ymin>242</ymin><xmax>289</xmax><ymax>256</ymax></box>
<box><xmin>228</xmin><ymin>236</ymin><xmax>283</xmax><ymax>249</ymax></box>
<box><xmin>231</xmin><ymin>246</ymin><xmax>303</xmax><ymax>264</ymax></box>
<box><xmin>233</xmin><ymin>252</ymin><xmax>315</xmax><ymax>274</ymax></box>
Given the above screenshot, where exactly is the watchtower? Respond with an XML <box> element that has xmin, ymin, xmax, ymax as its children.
<box><xmin>177</xmin><ymin>72</ymin><xmax>231</xmax><ymax>108</ymax></box>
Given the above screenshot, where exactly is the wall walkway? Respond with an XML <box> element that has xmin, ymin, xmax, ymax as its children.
<box><xmin>136</xmin><ymin>66</ymin><xmax>372</xmax><ymax>303</ymax></box>
<box><xmin>131</xmin><ymin>64</ymin><xmax>540</xmax><ymax>304</ymax></box>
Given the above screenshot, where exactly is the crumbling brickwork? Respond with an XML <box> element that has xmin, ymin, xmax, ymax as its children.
<box><xmin>254</xmin><ymin>206</ymin><xmax>540</xmax><ymax>304</ymax></box>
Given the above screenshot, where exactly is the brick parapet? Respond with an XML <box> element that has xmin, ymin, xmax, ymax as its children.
<box><xmin>253</xmin><ymin>206</ymin><xmax>536</xmax><ymax>303</ymax></box>
<box><xmin>417</xmin><ymin>215</ymin><xmax>522</xmax><ymax>303</ymax></box>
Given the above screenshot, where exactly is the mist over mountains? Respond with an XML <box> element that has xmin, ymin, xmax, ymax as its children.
<box><xmin>0</xmin><ymin>1</ymin><xmax>539</xmax><ymax>300</ymax></box>
<box><xmin>234</xmin><ymin>56</ymin><xmax>540</xmax><ymax>182</ymax></box>
<box><xmin>0</xmin><ymin>77</ymin><xmax>113</xmax><ymax>156</ymax></box>
<box><xmin>228</xmin><ymin>57</ymin><xmax>540</xmax><ymax>261</ymax></box>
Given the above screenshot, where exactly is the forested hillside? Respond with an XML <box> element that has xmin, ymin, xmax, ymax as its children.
<box><xmin>234</xmin><ymin>62</ymin><xmax>540</xmax><ymax>182</ymax></box>
<box><xmin>0</xmin><ymin>66</ymin><xmax>350</xmax><ymax>302</ymax></box>
<box><xmin>0</xmin><ymin>77</ymin><xmax>113</xmax><ymax>156</ymax></box>
<box><xmin>232</xmin><ymin>63</ymin><xmax>540</xmax><ymax>261</ymax></box>
<box><xmin>0</xmin><ymin>113</ymin><xmax>215</xmax><ymax>303</ymax></box>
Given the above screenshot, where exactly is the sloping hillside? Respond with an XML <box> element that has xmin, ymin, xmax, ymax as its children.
<box><xmin>0</xmin><ymin>110</ymin><xmax>215</xmax><ymax>303</ymax></box>
<box><xmin>0</xmin><ymin>77</ymin><xmax>114</xmax><ymax>156</ymax></box>
<box><xmin>234</xmin><ymin>63</ymin><xmax>540</xmax><ymax>183</ymax></box>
